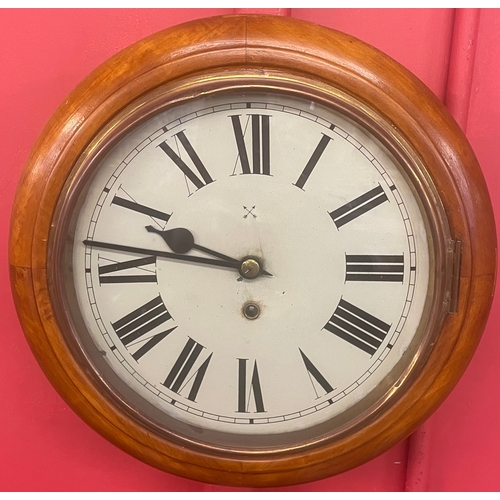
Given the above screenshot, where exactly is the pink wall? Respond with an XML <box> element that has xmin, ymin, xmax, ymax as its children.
<box><xmin>1</xmin><ymin>9</ymin><xmax>498</xmax><ymax>492</ymax></box>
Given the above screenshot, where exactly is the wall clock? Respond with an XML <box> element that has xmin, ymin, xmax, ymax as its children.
<box><xmin>9</xmin><ymin>15</ymin><xmax>496</xmax><ymax>487</ymax></box>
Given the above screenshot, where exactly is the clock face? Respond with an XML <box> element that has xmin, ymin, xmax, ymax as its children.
<box><xmin>59</xmin><ymin>89</ymin><xmax>431</xmax><ymax>447</ymax></box>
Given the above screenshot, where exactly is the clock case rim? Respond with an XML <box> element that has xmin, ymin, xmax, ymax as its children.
<box><xmin>9</xmin><ymin>14</ymin><xmax>497</xmax><ymax>486</ymax></box>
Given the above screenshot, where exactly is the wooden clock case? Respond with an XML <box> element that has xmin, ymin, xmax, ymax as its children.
<box><xmin>9</xmin><ymin>15</ymin><xmax>496</xmax><ymax>486</ymax></box>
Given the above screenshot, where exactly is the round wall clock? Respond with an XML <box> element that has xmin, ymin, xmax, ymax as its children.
<box><xmin>9</xmin><ymin>15</ymin><xmax>496</xmax><ymax>486</ymax></box>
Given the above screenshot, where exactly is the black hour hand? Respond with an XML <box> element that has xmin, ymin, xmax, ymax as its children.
<box><xmin>145</xmin><ymin>226</ymin><xmax>272</xmax><ymax>277</ymax></box>
<box><xmin>146</xmin><ymin>226</ymin><xmax>239</xmax><ymax>264</ymax></box>
<box><xmin>146</xmin><ymin>226</ymin><xmax>195</xmax><ymax>254</ymax></box>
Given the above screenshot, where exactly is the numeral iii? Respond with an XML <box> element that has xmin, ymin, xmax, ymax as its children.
<box><xmin>345</xmin><ymin>254</ymin><xmax>404</xmax><ymax>282</ymax></box>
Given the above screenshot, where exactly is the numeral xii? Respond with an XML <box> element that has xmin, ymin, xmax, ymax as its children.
<box><xmin>230</xmin><ymin>113</ymin><xmax>271</xmax><ymax>175</ymax></box>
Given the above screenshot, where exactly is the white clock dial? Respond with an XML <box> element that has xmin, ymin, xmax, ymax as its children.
<box><xmin>66</xmin><ymin>90</ymin><xmax>430</xmax><ymax>440</ymax></box>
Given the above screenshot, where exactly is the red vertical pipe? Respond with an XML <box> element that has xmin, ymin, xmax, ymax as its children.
<box><xmin>405</xmin><ymin>8</ymin><xmax>480</xmax><ymax>492</ymax></box>
<box><xmin>445</xmin><ymin>9</ymin><xmax>481</xmax><ymax>131</ymax></box>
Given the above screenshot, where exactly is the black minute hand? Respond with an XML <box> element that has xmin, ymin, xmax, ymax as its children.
<box><xmin>82</xmin><ymin>239</ymin><xmax>239</xmax><ymax>271</ymax></box>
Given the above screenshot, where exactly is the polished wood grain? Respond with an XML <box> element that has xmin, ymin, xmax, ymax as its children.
<box><xmin>9</xmin><ymin>15</ymin><xmax>497</xmax><ymax>486</ymax></box>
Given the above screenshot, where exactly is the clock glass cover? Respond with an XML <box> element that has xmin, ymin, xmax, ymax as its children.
<box><xmin>52</xmin><ymin>85</ymin><xmax>438</xmax><ymax>451</ymax></box>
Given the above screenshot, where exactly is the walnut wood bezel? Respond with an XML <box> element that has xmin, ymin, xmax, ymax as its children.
<box><xmin>9</xmin><ymin>15</ymin><xmax>496</xmax><ymax>486</ymax></box>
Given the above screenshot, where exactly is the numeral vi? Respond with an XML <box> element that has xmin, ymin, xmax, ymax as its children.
<box><xmin>237</xmin><ymin>358</ymin><xmax>265</xmax><ymax>413</ymax></box>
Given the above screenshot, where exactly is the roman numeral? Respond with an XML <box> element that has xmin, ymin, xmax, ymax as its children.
<box><xmin>111</xmin><ymin>195</ymin><xmax>171</xmax><ymax>222</ymax></box>
<box><xmin>345</xmin><ymin>254</ymin><xmax>404</xmax><ymax>282</ymax></box>
<box><xmin>329</xmin><ymin>185</ymin><xmax>388</xmax><ymax>228</ymax></box>
<box><xmin>324</xmin><ymin>299</ymin><xmax>391</xmax><ymax>355</ymax></box>
<box><xmin>294</xmin><ymin>130</ymin><xmax>333</xmax><ymax>189</ymax></box>
<box><xmin>230</xmin><ymin>114</ymin><xmax>271</xmax><ymax>175</ymax></box>
<box><xmin>299</xmin><ymin>349</ymin><xmax>334</xmax><ymax>397</ymax></box>
<box><xmin>237</xmin><ymin>359</ymin><xmax>265</xmax><ymax>413</ymax></box>
<box><xmin>163</xmin><ymin>338</ymin><xmax>212</xmax><ymax>402</ymax></box>
<box><xmin>111</xmin><ymin>295</ymin><xmax>176</xmax><ymax>360</ymax></box>
<box><xmin>158</xmin><ymin>131</ymin><xmax>214</xmax><ymax>191</ymax></box>
<box><xmin>98</xmin><ymin>255</ymin><xmax>157</xmax><ymax>284</ymax></box>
